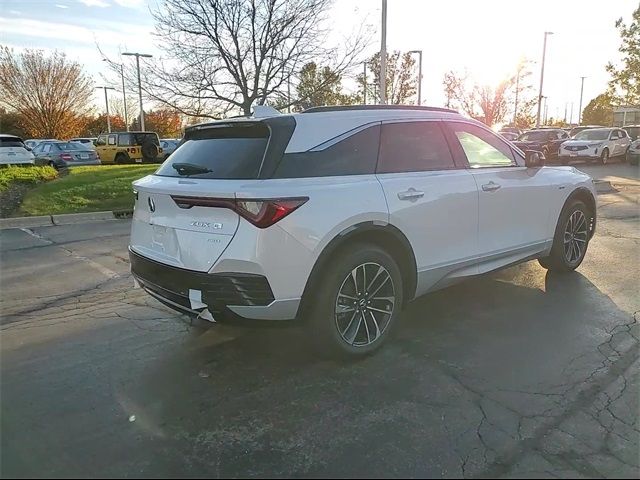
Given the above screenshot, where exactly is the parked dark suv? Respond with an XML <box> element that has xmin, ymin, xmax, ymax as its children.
<box><xmin>513</xmin><ymin>129</ymin><xmax>570</xmax><ymax>163</ymax></box>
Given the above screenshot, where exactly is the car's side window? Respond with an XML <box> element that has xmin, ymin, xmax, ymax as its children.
<box><xmin>96</xmin><ymin>135</ymin><xmax>107</xmax><ymax>146</ymax></box>
<box><xmin>42</xmin><ymin>144</ymin><xmax>51</xmax><ymax>154</ymax></box>
<box><xmin>446</xmin><ymin>122</ymin><xmax>515</xmax><ymax>168</ymax></box>
<box><xmin>377</xmin><ymin>121</ymin><xmax>455</xmax><ymax>173</ymax></box>
<box><xmin>618</xmin><ymin>130</ymin><xmax>627</xmax><ymax>138</ymax></box>
<box><xmin>108</xmin><ymin>135</ymin><xmax>117</xmax><ymax>146</ymax></box>
<box><xmin>273</xmin><ymin>125</ymin><xmax>380</xmax><ymax>178</ymax></box>
<box><xmin>118</xmin><ymin>134</ymin><xmax>132</xmax><ymax>146</ymax></box>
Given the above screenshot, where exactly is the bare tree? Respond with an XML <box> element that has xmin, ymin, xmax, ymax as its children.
<box><xmin>357</xmin><ymin>51</ymin><xmax>417</xmax><ymax>105</ymax></box>
<box><xmin>104</xmin><ymin>0</ymin><xmax>369</xmax><ymax>117</ymax></box>
<box><xmin>0</xmin><ymin>47</ymin><xmax>94</xmax><ymax>138</ymax></box>
<box><xmin>442</xmin><ymin>68</ymin><xmax>528</xmax><ymax>127</ymax></box>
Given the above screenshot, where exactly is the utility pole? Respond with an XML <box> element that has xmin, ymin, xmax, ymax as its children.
<box><xmin>380</xmin><ymin>0</ymin><xmax>387</xmax><ymax>104</ymax></box>
<box><xmin>570</xmin><ymin>102</ymin><xmax>574</xmax><ymax>125</ymax></box>
<box><xmin>103</xmin><ymin>59</ymin><xmax>129</xmax><ymax>131</ymax></box>
<box><xmin>287</xmin><ymin>75</ymin><xmax>291</xmax><ymax>113</ymax></box>
<box><xmin>122</xmin><ymin>52</ymin><xmax>153</xmax><ymax>131</ymax></box>
<box><xmin>96</xmin><ymin>86</ymin><xmax>116</xmax><ymax>133</ymax></box>
<box><xmin>564</xmin><ymin>102</ymin><xmax>568</xmax><ymax>124</ymax></box>
<box><xmin>536</xmin><ymin>31</ymin><xmax>554</xmax><ymax>128</ymax></box>
<box><xmin>363</xmin><ymin>62</ymin><xmax>367</xmax><ymax>105</ymax></box>
<box><xmin>513</xmin><ymin>63</ymin><xmax>522</xmax><ymax>126</ymax></box>
<box><xmin>543</xmin><ymin>97</ymin><xmax>549</xmax><ymax>125</ymax></box>
<box><xmin>120</xmin><ymin>63</ymin><xmax>129</xmax><ymax>131</ymax></box>
<box><xmin>578</xmin><ymin>76</ymin><xmax>586</xmax><ymax>125</ymax></box>
<box><xmin>408</xmin><ymin>50</ymin><xmax>423</xmax><ymax>105</ymax></box>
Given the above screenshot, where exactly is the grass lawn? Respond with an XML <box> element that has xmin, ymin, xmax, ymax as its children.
<box><xmin>18</xmin><ymin>165</ymin><xmax>158</xmax><ymax>216</ymax></box>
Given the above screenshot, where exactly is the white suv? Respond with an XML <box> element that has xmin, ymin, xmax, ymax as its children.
<box><xmin>559</xmin><ymin>127</ymin><xmax>631</xmax><ymax>164</ymax></box>
<box><xmin>130</xmin><ymin>106</ymin><xmax>597</xmax><ymax>356</ymax></box>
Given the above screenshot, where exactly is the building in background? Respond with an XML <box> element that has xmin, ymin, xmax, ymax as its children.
<box><xmin>614</xmin><ymin>106</ymin><xmax>640</xmax><ymax>127</ymax></box>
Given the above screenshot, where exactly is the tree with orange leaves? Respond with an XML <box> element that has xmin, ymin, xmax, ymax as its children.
<box><xmin>0</xmin><ymin>47</ymin><xmax>94</xmax><ymax>139</ymax></box>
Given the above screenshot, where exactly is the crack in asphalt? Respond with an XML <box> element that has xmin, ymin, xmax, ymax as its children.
<box><xmin>463</xmin><ymin>313</ymin><xmax>640</xmax><ymax>478</ymax></box>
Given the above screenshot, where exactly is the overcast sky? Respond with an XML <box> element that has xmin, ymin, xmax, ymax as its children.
<box><xmin>1</xmin><ymin>0</ymin><xmax>637</xmax><ymax>122</ymax></box>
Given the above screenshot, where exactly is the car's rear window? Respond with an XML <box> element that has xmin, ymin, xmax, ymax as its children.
<box><xmin>0</xmin><ymin>137</ymin><xmax>25</xmax><ymax>148</ymax></box>
<box><xmin>56</xmin><ymin>142</ymin><xmax>84</xmax><ymax>151</ymax></box>
<box><xmin>155</xmin><ymin>123</ymin><xmax>269</xmax><ymax>179</ymax></box>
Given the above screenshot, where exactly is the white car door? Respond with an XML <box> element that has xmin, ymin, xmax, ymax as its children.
<box><xmin>608</xmin><ymin>130</ymin><xmax>621</xmax><ymax>156</ymax></box>
<box><xmin>444</xmin><ymin>121</ymin><xmax>554</xmax><ymax>273</ymax></box>
<box><xmin>376</xmin><ymin>120</ymin><xmax>479</xmax><ymax>295</ymax></box>
<box><xmin>616</xmin><ymin>129</ymin><xmax>631</xmax><ymax>155</ymax></box>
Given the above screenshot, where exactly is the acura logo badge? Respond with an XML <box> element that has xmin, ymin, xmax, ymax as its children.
<box><xmin>148</xmin><ymin>196</ymin><xmax>156</xmax><ymax>212</ymax></box>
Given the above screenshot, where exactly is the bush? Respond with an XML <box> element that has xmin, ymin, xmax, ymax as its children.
<box><xmin>0</xmin><ymin>166</ymin><xmax>58</xmax><ymax>193</ymax></box>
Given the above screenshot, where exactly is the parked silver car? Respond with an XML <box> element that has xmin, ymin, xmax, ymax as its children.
<box><xmin>32</xmin><ymin>141</ymin><xmax>101</xmax><ymax>169</ymax></box>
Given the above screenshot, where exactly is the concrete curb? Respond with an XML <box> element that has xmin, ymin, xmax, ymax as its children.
<box><xmin>52</xmin><ymin>212</ymin><xmax>118</xmax><ymax>225</ymax></box>
<box><xmin>0</xmin><ymin>215</ymin><xmax>55</xmax><ymax>229</ymax></box>
<box><xmin>0</xmin><ymin>210</ymin><xmax>133</xmax><ymax>230</ymax></box>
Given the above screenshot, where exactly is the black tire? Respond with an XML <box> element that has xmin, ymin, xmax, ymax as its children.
<box><xmin>141</xmin><ymin>141</ymin><xmax>159</xmax><ymax>162</ymax></box>
<box><xmin>307</xmin><ymin>243</ymin><xmax>404</xmax><ymax>358</ymax></box>
<box><xmin>539</xmin><ymin>199</ymin><xmax>592</xmax><ymax>272</ymax></box>
<box><xmin>600</xmin><ymin>148</ymin><xmax>610</xmax><ymax>165</ymax></box>
<box><xmin>114</xmin><ymin>153</ymin><xmax>129</xmax><ymax>164</ymax></box>
<box><xmin>48</xmin><ymin>161</ymin><xmax>58</xmax><ymax>171</ymax></box>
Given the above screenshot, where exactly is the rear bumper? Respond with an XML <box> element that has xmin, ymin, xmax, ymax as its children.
<box><xmin>129</xmin><ymin>248</ymin><xmax>299</xmax><ymax>320</ymax></box>
<box><xmin>62</xmin><ymin>160</ymin><xmax>101</xmax><ymax>167</ymax></box>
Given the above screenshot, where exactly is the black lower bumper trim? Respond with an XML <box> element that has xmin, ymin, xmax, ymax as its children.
<box><xmin>129</xmin><ymin>248</ymin><xmax>275</xmax><ymax>314</ymax></box>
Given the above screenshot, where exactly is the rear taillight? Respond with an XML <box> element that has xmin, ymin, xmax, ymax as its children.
<box><xmin>171</xmin><ymin>196</ymin><xmax>308</xmax><ymax>229</ymax></box>
<box><xmin>60</xmin><ymin>153</ymin><xmax>72</xmax><ymax>161</ymax></box>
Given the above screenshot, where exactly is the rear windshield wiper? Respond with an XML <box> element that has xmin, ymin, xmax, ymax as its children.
<box><xmin>171</xmin><ymin>163</ymin><xmax>213</xmax><ymax>176</ymax></box>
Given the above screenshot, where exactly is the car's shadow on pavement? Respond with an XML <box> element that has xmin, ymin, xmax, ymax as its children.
<box><xmin>110</xmin><ymin>261</ymin><xmax>636</xmax><ymax>477</ymax></box>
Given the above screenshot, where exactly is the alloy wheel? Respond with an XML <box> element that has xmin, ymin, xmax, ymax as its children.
<box><xmin>563</xmin><ymin>210</ymin><xmax>588</xmax><ymax>264</ymax></box>
<box><xmin>335</xmin><ymin>262</ymin><xmax>396</xmax><ymax>347</ymax></box>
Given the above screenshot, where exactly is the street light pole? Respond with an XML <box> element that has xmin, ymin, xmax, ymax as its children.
<box><xmin>380</xmin><ymin>0</ymin><xmax>387</xmax><ymax>104</ymax></box>
<box><xmin>96</xmin><ymin>86</ymin><xmax>116</xmax><ymax>133</ymax></box>
<box><xmin>536</xmin><ymin>31</ymin><xmax>554</xmax><ymax>128</ymax></box>
<box><xmin>122</xmin><ymin>52</ymin><xmax>153</xmax><ymax>131</ymax></box>
<box><xmin>102</xmin><ymin>59</ymin><xmax>129</xmax><ymax>131</ymax></box>
<box><xmin>408</xmin><ymin>50</ymin><xmax>423</xmax><ymax>105</ymax></box>
<box><xmin>578</xmin><ymin>76</ymin><xmax>586</xmax><ymax>125</ymax></box>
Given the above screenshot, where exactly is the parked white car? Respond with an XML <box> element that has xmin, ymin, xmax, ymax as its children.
<box><xmin>130</xmin><ymin>105</ymin><xmax>597</xmax><ymax>357</ymax></box>
<box><xmin>0</xmin><ymin>134</ymin><xmax>35</xmax><ymax>166</ymax></box>
<box><xmin>559</xmin><ymin>127</ymin><xmax>631</xmax><ymax>164</ymax></box>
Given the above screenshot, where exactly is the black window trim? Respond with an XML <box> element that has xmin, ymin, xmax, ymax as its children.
<box><xmin>376</xmin><ymin>119</ymin><xmax>463</xmax><ymax>174</ymax></box>
<box><xmin>272</xmin><ymin>123</ymin><xmax>381</xmax><ymax>179</ymax></box>
<box><xmin>443</xmin><ymin>120</ymin><xmax>523</xmax><ymax>169</ymax></box>
<box><xmin>308</xmin><ymin>121</ymin><xmax>382</xmax><ymax>152</ymax></box>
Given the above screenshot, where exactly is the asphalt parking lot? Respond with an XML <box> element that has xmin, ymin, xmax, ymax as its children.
<box><xmin>1</xmin><ymin>165</ymin><xmax>638</xmax><ymax>478</ymax></box>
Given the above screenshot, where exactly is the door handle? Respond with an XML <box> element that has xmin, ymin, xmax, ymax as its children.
<box><xmin>397</xmin><ymin>188</ymin><xmax>425</xmax><ymax>201</ymax></box>
<box><xmin>481</xmin><ymin>181</ymin><xmax>501</xmax><ymax>192</ymax></box>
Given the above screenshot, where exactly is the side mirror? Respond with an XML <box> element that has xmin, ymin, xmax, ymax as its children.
<box><xmin>525</xmin><ymin>150</ymin><xmax>545</xmax><ymax>167</ymax></box>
